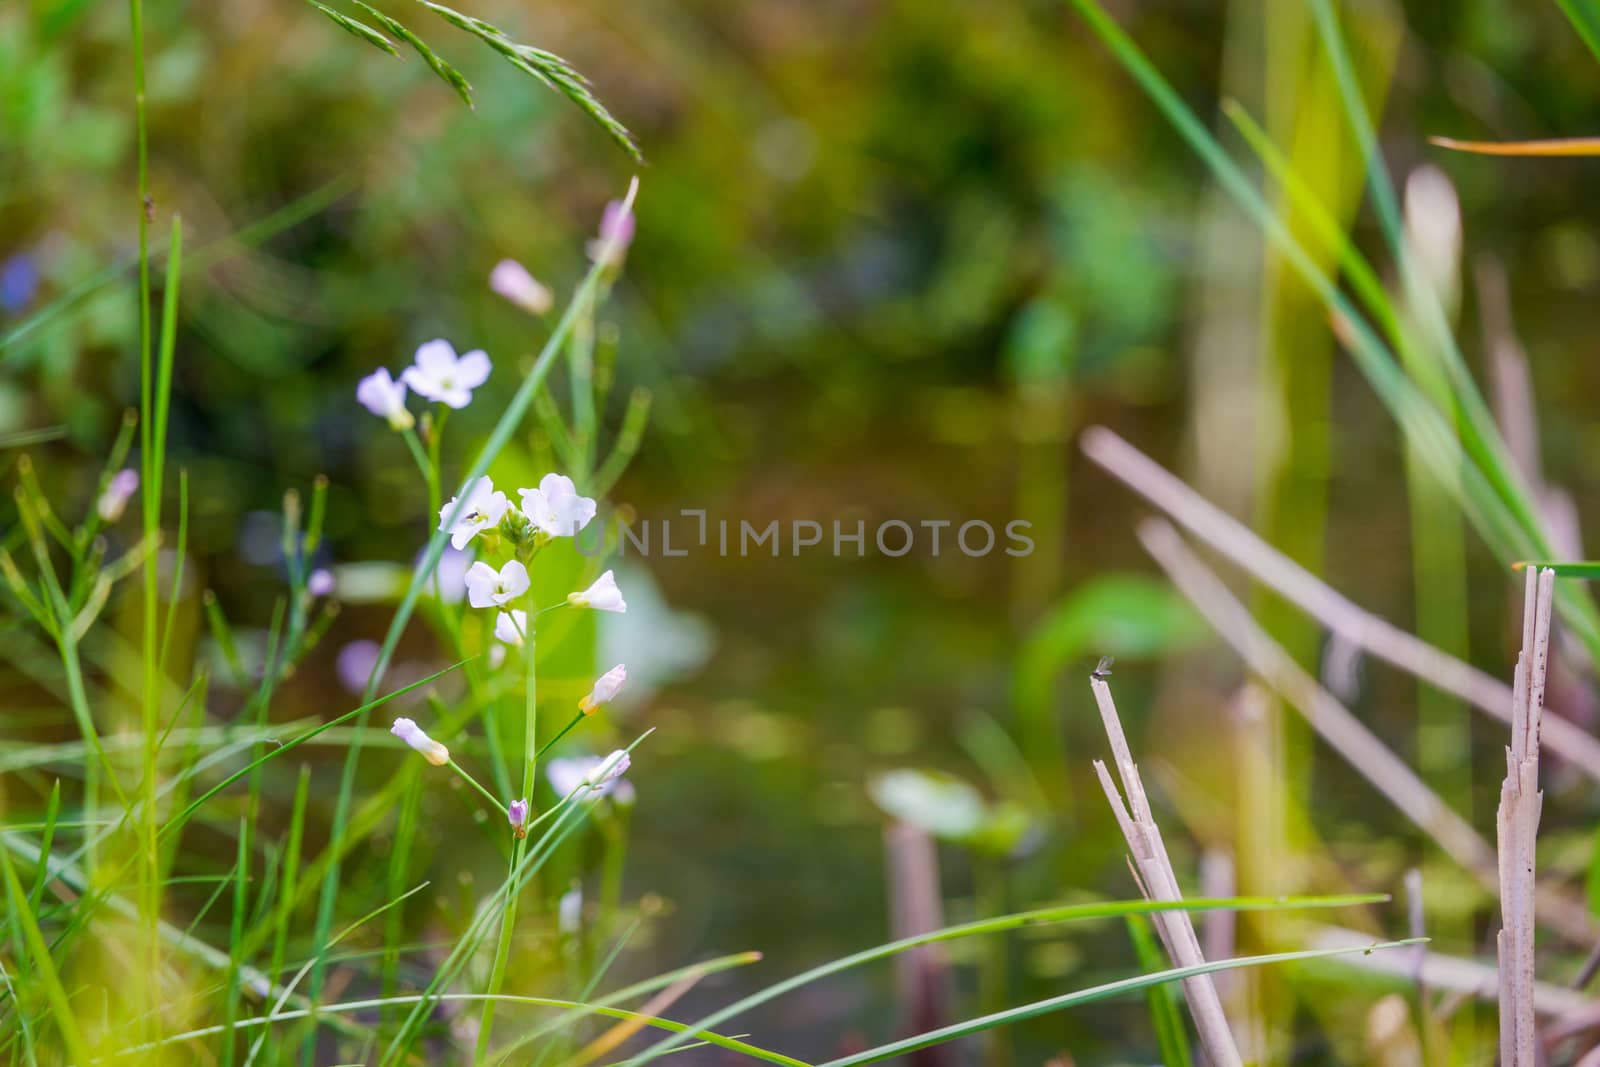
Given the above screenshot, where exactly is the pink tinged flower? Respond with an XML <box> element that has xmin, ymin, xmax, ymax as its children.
<box><xmin>567</xmin><ymin>570</ymin><xmax>626</xmax><ymax>613</ymax></box>
<box><xmin>587</xmin><ymin>749</ymin><xmax>631</xmax><ymax>788</ymax></box>
<box><xmin>494</xmin><ymin>609</ymin><xmax>529</xmax><ymax>646</ymax></box>
<box><xmin>391</xmin><ymin>716</ymin><xmax>449</xmax><ymax>766</ymax></box>
<box><xmin>579</xmin><ymin>663</ymin><xmax>626</xmax><ymax>713</ymax></box>
<box><xmin>489</xmin><ymin>259</ymin><xmax>553</xmax><ymax>315</ymax></box>
<box><xmin>507</xmin><ymin>798</ymin><xmax>529</xmax><ymax>838</ymax></box>
<box><xmin>464</xmin><ymin>559</ymin><xmax>529</xmax><ymax>609</ymax></box>
<box><xmin>308</xmin><ymin>568</ymin><xmax>335</xmax><ymax>597</ymax></box>
<box><xmin>356</xmin><ymin>368</ymin><xmax>414</xmax><ymax>430</ymax></box>
<box><xmin>438</xmin><ymin>477</ymin><xmax>510</xmax><ymax>551</ymax></box>
<box><xmin>587</xmin><ymin>198</ymin><xmax>636</xmax><ymax>267</ymax></box>
<box><xmin>97</xmin><ymin>469</ymin><xmax>139</xmax><ymax>522</ymax></box>
<box><xmin>402</xmin><ymin>339</ymin><xmax>491</xmax><ymax>409</ymax></box>
<box><xmin>518</xmin><ymin>473</ymin><xmax>597</xmax><ymax>538</ymax></box>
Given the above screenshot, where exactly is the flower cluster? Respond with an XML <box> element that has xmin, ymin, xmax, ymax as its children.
<box><xmin>363</xmin><ymin>329</ymin><xmax>638</xmax><ymax>842</ymax></box>
<box><xmin>357</xmin><ymin>339</ymin><xmax>492</xmax><ymax>430</ymax></box>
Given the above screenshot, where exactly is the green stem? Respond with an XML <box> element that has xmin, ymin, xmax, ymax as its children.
<box><xmin>535</xmin><ymin>711</ymin><xmax>586</xmax><ymax>760</ymax></box>
<box><xmin>446</xmin><ymin>758</ymin><xmax>509</xmax><ymax>818</ymax></box>
<box><xmin>477</xmin><ymin>620</ymin><xmax>537</xmax><ymax>1059</ymax></box>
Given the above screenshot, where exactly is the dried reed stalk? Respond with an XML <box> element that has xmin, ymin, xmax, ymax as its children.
<box><xmin>1089</xmin><ymin>672</ymin><xmax>1243</xmax><ymax>1067</ymax></box>
<box><xmin>1498</xmin><ymin>566</ymin><xmax>1555</xmax><ymax>1067</ymax></box>
<box><xmin>1137</xmin><ymin>519</ymin><xmax>1596</xmax><ymax>945</ymax></box>
<box><xmin>1080</xmin><ymin>425</ymin><xmax>1600</xmax><ymax>783</ymax></box>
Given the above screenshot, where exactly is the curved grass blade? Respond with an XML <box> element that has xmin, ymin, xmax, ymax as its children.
<box><xmin>817</xmin><ymin>940</ymin><xmax>1425</xmax><ymax>1067</ymax></box>
<box><xmin>118</xmin><ymin>992</ymin><xmax>805</xmax><ymax>1066</ymax></box>
<box><xmin>616</xmin><ymin>893</ymin><xmax>1388</xmax><ymax>1066</ymax></box>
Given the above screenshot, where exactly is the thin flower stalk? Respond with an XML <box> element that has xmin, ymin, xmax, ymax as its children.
<box><xmin>1089</xmin><ymin>672</ymin><xmax>1243</xmax><ymax>1067</ymax></box>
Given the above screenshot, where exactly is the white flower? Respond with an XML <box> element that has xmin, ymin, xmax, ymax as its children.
<box><xmin>547</xmin><ymin>752</ymin><xmax>634</xmax><ymax>802</ymax></box>
<box><xmin>356</xmin><ymin>368</ymin><xmax>414</xmax><ymax>430</ymax></box>
<box><xmin>489</xmin><ymin>259</ymin><xmax>553</xmax><ymax>315</ymax></box>
<box><xmin>402</xmin><ymin>339</ymin><xmax>491</xmax><ymax>409</ymax></box>
<box><xmin>494</xmin><ymin>609</ymin><xmax>529</xmax><ymax>646</ymax></box>
<box><xmin>465</xmin><ymin>559</ymin><xmax>530</xmax><ymax>609</ymax></box>
<box><xmin>567</xmin><ymin>570</ymin><xmax>626</xmax><ymax>613</ymax></box>
<box><xmin>97</xmin><ymin>469</ymin><xmax>139</xmax><ymax>522</ymax></box>
<box><xmin>308</xmin><ymin>568</ymin><xmax>335</xmax><ymax>597</ymax></box>
<box><xmin>438</xmin><ymin>477</ymin><xmax>509</xmax><ymax>551</ymax></box>
<box><xmin>391</xmin><ymin>717</ymin><xmax>449</xmax><ymax>766</ymax></box>
<box><xmin>518</xmin><ymin>474</ymin><xmax>597</xmax><ymax>538</ymax></box>
<box><xmin>579</xmin><ymin>663</ymin><xmax>627</xmax><ymax>713</ymax></box>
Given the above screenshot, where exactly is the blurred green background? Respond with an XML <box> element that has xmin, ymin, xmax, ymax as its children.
<box><xmin>9</xmin><ymin>0</ymin><xmax>1600</xmax><ymax>1060</ymax></box>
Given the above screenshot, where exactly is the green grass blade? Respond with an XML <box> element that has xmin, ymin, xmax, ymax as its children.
<box><xmin>159</xmin><ymin>659</ymin><xmax>468</xmax><ymax>840</ymax></box>
<box><xmin>819</xmin><ymin>940</ymin><xmax>1426</xmax><ymax>1067</ymax></box>
<box><xmin>0</xmin><ymin>847</ymin><xmax>93</xmax><ymax>1065</ymax></box>
<box><xmin>1555</xmin><ymin>0</ymin><xmax>1600</xmax><ymax>66</ymax></box>
<box><xmin>617</xmin><ymin>894</ymin><xmax>1387</xmax><ymax>1065</ymax></box>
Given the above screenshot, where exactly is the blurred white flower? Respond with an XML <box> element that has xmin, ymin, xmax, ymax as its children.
<box><xmin>519</xmin><ymin>474</ymin><xmax>597</xmax><ymax>538</ymax></box>
<box><xmin>494</xmin><ymin>609</ymin><xmax>529</xmax><ymax>646</ymax></box>
<box><xmin>489</xmin><ymin>259</ymin><xmax>553</xmax><ymax>315</ymax></box>
<box><xmin>391</xmin><ymin>716</ymin><xmax>449</xmax><ymax>766</ymax></box>
<box><xmin>438</xmin><ymin>477</ymin><xmax>509</xmax><ymax>551</ymax></box>
<box><xmin>1404</xmin><ymin>165</ymin><xmax>1462</xmax><ymax>311</ymax></box>
<box><xmin>567</xmin><ymin>570</ymin><xmax>626</xmax><ymax>613</ymax></box>
<box><xmin>336</xmin><ymin>640</ymin><xmax>381</xmax><ymax>694</ymax></box>
<box><xmin>97</xmin><ymin>469</ymin><xmax>139</xmax><ymax>522</ymax></box>
<box><xmin>598</xmin><ymin>564</ymin><xmax>713</xmax><ymax>706</ymax></box>
<box><xmin>307</xmin><ymin>568</ymin><xmax>335</xmax><ymax>597</ymax></box>
<box><xmin>465</xmin><ymin>559</ymin><xmax>529</xmax><ymax>609</ymax></box>
<box><xmin>559</xmin><ymin>886</ymin><xmax>582</xmax><ymax>933</ymax></box>
<box><xmin>402</xmin><ymin>339</ymin><xmax>491</xmax><ymax>409</ymax></box>
<box><xmin>579</xmin><ymin>663</ymin><xmax>627</xmax><ymax>713</ymax></box>
<box><xmin>547</xmin><ymin>752</ymin><xmax>635</xmax><ymax>803</ymax></box>
<box><xmin>356</xmin><ymin>367</ymin><xmax>414</xmax><ymax>430</ymax></box>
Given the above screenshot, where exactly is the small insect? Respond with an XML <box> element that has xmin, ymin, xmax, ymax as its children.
<box><xmin>1092</xmin><ymin>656</ymin><xmax>1115</xmax><ymax>680</ymax></box>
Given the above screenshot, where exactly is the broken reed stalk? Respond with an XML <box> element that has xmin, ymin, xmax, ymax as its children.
<box><xmin>1137</xmin><ymin>518</ymin><xmax>1596</xmax><ymax>945</ymax></box>
<box><xmin>1079</xmin><ymin>425</ymin><xmax>1600</xmax><ymax>783</ymax></box>
<box><xmin>1498</xmin><ymin>565</ymin><xmax>1555</xmax><ymax>1067</ymax></box>
<box><xmin>1089</xmin><ymin>672</ymin><xmax>1244</xmax><ymax>1067</ymax></box>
